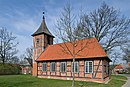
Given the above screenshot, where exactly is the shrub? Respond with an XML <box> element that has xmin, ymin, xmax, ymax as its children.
<box><xmin>0</xmin><ymin>63</ymin><xmax>21</xmax><ymax>75</ymax></box>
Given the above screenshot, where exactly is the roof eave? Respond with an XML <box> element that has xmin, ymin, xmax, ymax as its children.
<box><xmin>31</xmin><ymin>32</ymin><xmax>55</xmax><ymax>38</ymax></box>
<box><xmin>36</xmin><ymin>56</ymin><xmax>111</xmax><ymax>62</ymax></box>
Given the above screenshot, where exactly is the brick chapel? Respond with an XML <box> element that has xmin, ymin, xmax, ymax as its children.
<box><xmin>31</xmin><ymin>14</ymin><xmax>111</xmax><ymax>83</ymax></box>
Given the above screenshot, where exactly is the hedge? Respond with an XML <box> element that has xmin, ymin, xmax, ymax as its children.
<box><xmin>0</xmin><ymin>63</ymin><xmax>21</xmax><ymax>75</ymax></box>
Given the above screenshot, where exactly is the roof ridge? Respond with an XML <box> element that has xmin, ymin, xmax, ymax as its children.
<box><xmin>49</xmin><ymin>37</ymin><xmax>96</xmax><ymax>46</ymax></box>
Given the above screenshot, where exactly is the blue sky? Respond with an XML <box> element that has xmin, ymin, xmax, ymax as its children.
<box><xmin>0</xmin><ymin>0</ymin><xmax>130</xmax><ymax>56</ymax></box>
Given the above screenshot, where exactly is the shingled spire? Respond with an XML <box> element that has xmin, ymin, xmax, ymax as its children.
<box><xmin>32</xmin><ymin>12</ymin><xmax>54</xmax><ymax>37</ymax></box>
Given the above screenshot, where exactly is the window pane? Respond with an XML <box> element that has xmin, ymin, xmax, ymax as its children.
<box><xmin>75</xmin><ymin>65</ymin><xmax>77</xmax><ymax>72</ymax></box>
<box><xmin>71</xmin><ymin>62</ymin><xmax>78</xmax><ymax>73</ymax></box>
<box><xmin>85</xmin><ymin>62</ymin><xmax>88</xmax><ymax>73</ymax></box>
<box><xmin>50</xmin><ymin>62</ymin><xmax>56</xmax><ymax>72</ymax></box>
<box><xmin>60</xmin><ymin>62</ymin><xmax>66</xmax><ymax>72</ymax></box>
<box><xmin>63</xmin><ymin>63</ymin><xmax>64</xmax><ymax>72</ymax></box>
<box><xmin>64</xmin><ymin>62</ymin><xmax>66</xmax><ymax>72</ymax></box>
<box><xmin>89</xmin><ymin>62</ymin><xmax>92</xmax><ymax>73</ymax></box>
<box><xmin>75</xmin><ymin>62</ymin><xmax>78</xmax><ymax>72</ymax></box>
<box><xmin>42</xmin><ymin>63</ymin><xmax>47</xmax><ymax>72</ymax></box>
<box><xmin>50</xmin><ymin>64</ymin><xmax>51</xmax><ymax>71</ymax></box>
<box><xmin>52</xmin><ymin>63</ymin><xmax>53</xmax><ymax>71</ymax></box>
<box><xmin>62</xmin><ymin>63</ymin><xmax>63</xmax><ymax>72</ymax></box>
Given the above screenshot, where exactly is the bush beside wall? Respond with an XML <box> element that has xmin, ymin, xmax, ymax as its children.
<box><xmin>0</xmin><ymin>64</ymin><xmax>21</xmax><ymax>75</ymax></box>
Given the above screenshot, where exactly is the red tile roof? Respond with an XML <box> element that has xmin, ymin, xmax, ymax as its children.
<box><xmin>115</xmin><ymin>65</ymin><xmax>123</xmax><ymax>69</ymax></box>
<box><xmin>36</xmin><ymin>38</ymin><xmax>110</xmax><ymax>61</ymax></box>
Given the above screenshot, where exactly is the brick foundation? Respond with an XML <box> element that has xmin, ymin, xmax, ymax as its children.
<box><xmin>38</xmin><ymin>75</ymin><xmax>110</xmax><ymax>83</ymax></box>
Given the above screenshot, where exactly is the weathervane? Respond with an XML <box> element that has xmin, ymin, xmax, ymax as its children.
<box><xmin>43</xmin><ymin>12</ymin><xmax>45</xmax><ymax>19</ymax></box>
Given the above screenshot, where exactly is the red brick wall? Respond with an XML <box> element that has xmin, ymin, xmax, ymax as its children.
<box><xmin>21</xmin><ymin>66</ymin><xmax>32</xmax><ymax>74</ymax></box>
<box><xmin>33</xmin><ymin>35</ymin><xmax>44</xmax><ymax>76</ymax></box>
<box><xmin>33</xmin><ymin>62</ymin><xmax>37</xmax><ymax>76</ymax></box>
<box><xmin>32</xmin><ymin>34</ymin><xmax>53</xmax><ymax>76</ymax></box>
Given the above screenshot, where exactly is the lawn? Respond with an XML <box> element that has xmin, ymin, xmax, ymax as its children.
<box><xmin>0</xmin><ymin>75</ymin><xmax>127</xmax><ymax>87</ymax></box>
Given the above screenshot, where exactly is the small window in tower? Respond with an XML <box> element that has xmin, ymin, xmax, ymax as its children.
<box><xmin>47</xmin><ymin>36</ymin><xmax>50</xmax><ymax>44</ymax></box>
<box><xmin>36</xmin><ymin>38</ymin><xmax>40</xmax><ymax>44</ymax></box>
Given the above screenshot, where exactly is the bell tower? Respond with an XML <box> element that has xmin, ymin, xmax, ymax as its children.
<box><xmin>32</xmin><ymin>13</ymin><xmax>54</xmax><ymax>76</ymax></box>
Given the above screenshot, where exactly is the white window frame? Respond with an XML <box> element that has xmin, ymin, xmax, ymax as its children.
<box><xmin>71</xmin><ymin>61</ymin><xmax>79</xmax><ymax>73</ymax></box>
<box><xmin>50</xmin><ymin>62</ymin><xmax>56</xmax><ymax>72</ymax></box>
<box><xmin>60</xmin><ymin>62</ymin><xmax>66</xmax><ymax>73</ymax></box>
<box><xmin>85</xmin><ymin>61</ymin><xmax>93</xmax><ymax>73</ymax></box>
<box><xmin>42</xmin><ymin>62</ymin><xmax>47</xmax><ymax>72</ymax></box>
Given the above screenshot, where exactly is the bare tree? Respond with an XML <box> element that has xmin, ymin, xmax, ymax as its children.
<box><xmin>122</xmin><ymin>44</ymin><xmax>130</xmax><ymax>63</ymax></box>
<box><xmin>19</xmin><ymin>54</ymin><xmax>26</xmax><ymax>65</ymax></box>
<box><xmin>24</xmin><ymin>47</ymin><xmax>33</xmax><ymax>67</ymax></box>
<box><xmin>110</xmin><ymin>52</ymin><xmax>121</xmax><ymax>71</ymax></box>
<box><xmin>75</xmin><ymin>2</ymin><xmax>130</xmax><ymax>53</ymax></box>
<box><xmin>55</xmin><ymin>4</ymin><xmax>92</xmax><ymax>87</ymax></box>
<box><xmin>9</xmin><ymin>56</ymin><xmax>20</xmax><ymax>64</ymax></box>
<box><xmin>0</xmin><ymin>27</ymin><xmax>18</xmax><ymax>64</ymax></box>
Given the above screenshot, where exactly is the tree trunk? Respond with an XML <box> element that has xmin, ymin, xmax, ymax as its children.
<box><xmin>72</xmin><ymin>57</ymin><xmax>75</xmax><ymax>87</ymax></box>
<box><xmin>2</xmin><ymin>58</ymin><xmax>5</xmax><ymax>64</ymax></box>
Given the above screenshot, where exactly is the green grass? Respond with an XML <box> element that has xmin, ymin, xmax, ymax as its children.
<box><xmin>0</xmin><ymin>75</ymin><xmax>127</xmax><ymax>87</ymax></box>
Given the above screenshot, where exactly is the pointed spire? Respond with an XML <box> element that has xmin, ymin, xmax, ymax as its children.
<box><xmin>32</xmin><ymin>12</ymin><xmax>54</xmax><ymax>37</ymax></box>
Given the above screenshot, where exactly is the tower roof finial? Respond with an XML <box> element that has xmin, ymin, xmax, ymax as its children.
<box><xmin>43</xmin><ymin>12</ymin><xmax>45</xmax><ymax>19</ymax></box>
